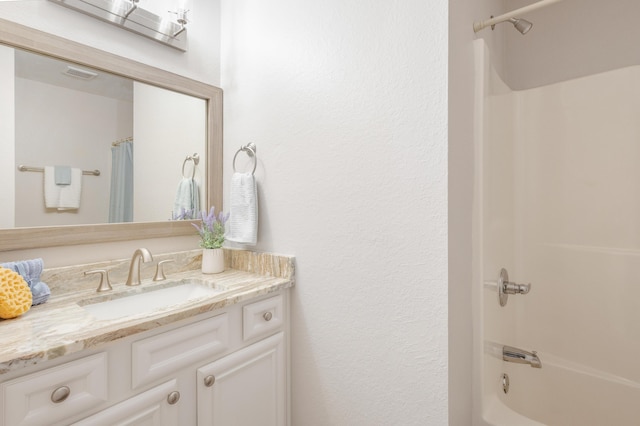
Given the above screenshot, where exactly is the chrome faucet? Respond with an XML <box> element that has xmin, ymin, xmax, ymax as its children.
<box><xmin>125</xmin><ymin>248</ymin><xmax>153</xmax><ymax>286</ymax></box>
<box><xmin>503</xmin><ymin>345</ymin><xmax>542</xmax><ymax>368</ymax></box>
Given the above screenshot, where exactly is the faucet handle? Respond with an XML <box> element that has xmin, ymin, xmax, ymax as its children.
<box><xmin>85</xmin><ymin>269</ymin><xmax>113</xmax><ymax>292</ymax></box>
<box><xmin>153</xmin><ymin>260</ymin><xmax>174</xmax><ymax>281</ymax></box>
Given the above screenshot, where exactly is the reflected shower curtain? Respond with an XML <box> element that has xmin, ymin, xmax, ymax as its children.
<box><xmin>108</xmin><ymin>141</ymin><xmax>133</xmax><ymax>223</ymax></box>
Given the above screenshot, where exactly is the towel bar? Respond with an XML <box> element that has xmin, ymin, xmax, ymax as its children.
<box><xmin>18</xmin><ymin>165</ymin><xmax>101</xmax><ymax>176</ymax></box>
<box><xmin>232</xmin><ymin>142</ymin><xmax>257</xmax><ymax>175</ymax></box>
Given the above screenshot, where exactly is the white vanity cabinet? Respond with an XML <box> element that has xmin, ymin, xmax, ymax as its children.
<box><xmin>197</xmin><ymin>293</ymin><xmax>287</xmax><ymax>426</ymax></box>
<box><xmin>197</xmin><ymin>332</ymin><xmax>286</xmax><ymax>426</ymax></box>
<box><xmin>0</xmin><ymin>291</ymin><xmax>289</xmax><ymax>426</ymax></box>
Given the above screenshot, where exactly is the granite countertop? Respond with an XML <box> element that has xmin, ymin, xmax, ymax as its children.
<box><xmin>0</xmin><ymin>249</ymin><xmax>295</xmax><ymax>376</ymax></box>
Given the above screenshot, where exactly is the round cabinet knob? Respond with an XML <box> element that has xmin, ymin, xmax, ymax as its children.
<box><xmin>263</xmin><ymin>311</ymin><xmax>273</xmax><ymax>322</ymax></box>
<box><xmin>51</xmin><ymin>386</ymin><xmax>71</xmax><ymax>403</ymax></box>
<box><xmin>204</xmin><ymin>375</ymin><xmax>215</xmax><ymax>387</ymax></box>
<box><xmin>167</xmin><ymin>391</ymin><xmax>180</xmax><ymax>405</ymax></box>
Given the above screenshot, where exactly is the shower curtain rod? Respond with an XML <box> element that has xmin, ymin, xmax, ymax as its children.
<box><xmin>112</xmin><ymin>136</ymin><xmax>133</xmax><ymax>147</ymax></box>
<box><xmin>473</xmin><ymin>0</ymin><xmax>564</xmax><ymax>33</ymax></box>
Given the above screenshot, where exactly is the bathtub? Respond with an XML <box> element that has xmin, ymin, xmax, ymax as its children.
<box><xmin>473</xmin><ymin>38</ymin><xmax>640</xmax><ymax>425</ymax></box>
<box><xmin>505</xmin><ymin>353</ymin><xmax>640</xmax><ymax>425</ymax></box>
<box><xmin>477</xmin><ymin>347</ymin><xmax>640</xmax><ymax>425</ymax></box>
<box><xmin>476</xmin><ymin>285</ymin><xmax>640</xmax><ymax>426</ymax></box>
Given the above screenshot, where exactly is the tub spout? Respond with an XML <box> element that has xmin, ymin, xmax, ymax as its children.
<box><xmin>503</xmin><ymin>345</ymin><xmax>542</xmax><ymax>368</ymax></box>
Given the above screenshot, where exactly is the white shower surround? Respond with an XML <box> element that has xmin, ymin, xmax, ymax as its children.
<box><xmin>474</xmin><ymin>38</ymin><xmax>640</xmax><ymax>425</ymax></box>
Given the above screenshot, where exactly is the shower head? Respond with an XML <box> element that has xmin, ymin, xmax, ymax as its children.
<box><xmin>508</xmin><ymin>17</ymin><xmax>533</xmax><ymax>35</ymax></box>
<box><xmin>487</xmin><ymin>15</ymin><xmax>533</xmax><ymax>35</ymax></box>
<box><xmin>474</xmin><ymin>0</ymin><xmax>557</xmax><ymax>34</ymax></box>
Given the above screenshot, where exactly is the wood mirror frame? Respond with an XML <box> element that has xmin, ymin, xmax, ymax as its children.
<box><xmin>0</xmin><ymin>18</ymin><xmax>222</xmax><ymax>252</ymax></box>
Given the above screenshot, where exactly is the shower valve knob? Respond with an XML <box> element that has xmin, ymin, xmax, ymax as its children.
<box><xmin>503</xmin><ymin>281</ymin><xmax>531</xmax><ymax>295</ymax></box>
<box><xmin>497</xmin><ymin>268</ymin><xmax>531</xmax><ymax>307</ymax></box>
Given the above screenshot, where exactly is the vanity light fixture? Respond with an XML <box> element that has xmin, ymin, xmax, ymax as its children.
<box><xmin>48</xmin><ymin>0</ymin><xmax>188</xmax><ymax>51</ymax></box>
<box><xmin>123</xmin><ymin>0</ymin><xmax>139</xmax><ymax>19</ymax></box>
<box><xmin>169</xmin><ymin>8</ymin><xmax>189</xmax><ymax>37</ymax></box>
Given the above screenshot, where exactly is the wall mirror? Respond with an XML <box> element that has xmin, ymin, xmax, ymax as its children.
<box><xmin>0</xmin><ymin>18</ymin><xmax>223</xmax><ymax>251</ymax></box>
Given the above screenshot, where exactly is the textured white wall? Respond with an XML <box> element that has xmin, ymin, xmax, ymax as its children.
<box><xmin>221</xmin><ymin>1</ymin><xmax>448</xmax><ymax>424</ymax></box>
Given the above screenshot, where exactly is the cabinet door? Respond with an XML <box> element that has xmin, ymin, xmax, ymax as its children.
<box><xmin>197</xmin><ymin>332</ymin><xmax>285</xmax><ymax>426</ymax></box>
<box><xmin>1</xmin><ymin>353</ymin><xmax>108</xmax><ymax>426</ymax></box>
<box><xmin>72</xmin><ymin>379</ymin><xmax>180</xmax><ymax>426</ymax></box>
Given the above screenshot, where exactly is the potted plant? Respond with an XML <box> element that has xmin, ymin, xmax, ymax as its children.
<box><xmin>192</xmin><ymin>206</ymin><xmax>229</xmax><ymax>274</ymax></box>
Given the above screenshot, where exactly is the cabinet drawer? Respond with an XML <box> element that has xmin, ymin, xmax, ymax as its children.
<box><xmin>243</xmin><ymin>294</ymin><xmax>284</xmax><ymax>341</ymax></box>
<box><xmin>1</xmin><ymin>352</ymin><xmax>108</xmax><ymax>426</ymax></box>
<box><xmin>132</xmin><ymin>313</ymin><xmax>228</xmax><ymax>388</ymax></box>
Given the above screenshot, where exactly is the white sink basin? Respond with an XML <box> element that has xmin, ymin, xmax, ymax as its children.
<box><xmin>79</xmin><ymin>280</ymin><xmax>224</xmax><ymax>321</ymax></box>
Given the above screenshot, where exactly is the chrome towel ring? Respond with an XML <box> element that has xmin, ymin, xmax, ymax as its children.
<box><xmin>232</xmin><ymin>142</ymin><xmax>257</xmax><ymax>175</ymax></box>
<box><xmin>182</xmin><ymin>153</ymin><xmax>200</xmax><ymax>179</ymax></box>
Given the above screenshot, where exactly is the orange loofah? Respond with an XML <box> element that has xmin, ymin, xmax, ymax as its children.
<box><xmin>0</xmin><ymin>267</ymin><xmax>32</xmax><ymax>319</ymax></box>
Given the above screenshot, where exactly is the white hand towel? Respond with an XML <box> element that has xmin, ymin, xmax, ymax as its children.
<box><xmin>44</xmin><ymin>167</ymin><xmax>82</xmax><ymax>210</ymax></box>
<box><xmin>227</xmin><ymin>172</ymin><xmax>258</xmax><ymax>245</ymax></box>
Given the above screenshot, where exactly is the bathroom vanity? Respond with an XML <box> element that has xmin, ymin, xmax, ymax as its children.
<box><xmin>0</xmin><ymin>249</ymin><xmax>294</xmax><ymax>426</ymax></box>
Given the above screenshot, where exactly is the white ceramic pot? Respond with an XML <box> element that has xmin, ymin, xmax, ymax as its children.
<box><xmin>201</xmin><ymin>248</ymin><xmax>224</xmax><ymax>274</ymax></box>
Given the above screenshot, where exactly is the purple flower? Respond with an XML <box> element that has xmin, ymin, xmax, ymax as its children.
<box><xmin>193</xmin><ymin>206</ymin><xmax>228</xmax><ymax>249</ymax></box>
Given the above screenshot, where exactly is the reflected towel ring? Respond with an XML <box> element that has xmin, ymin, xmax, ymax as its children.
<box><xmin>182</xmin><ymin>153</ymin><xmax>200</xmax><ymax>179</ymax></box>
<box><xmin>232</xmin><ymin>142</ymin><xmax>257</xmax><ymax>175</ymax></box>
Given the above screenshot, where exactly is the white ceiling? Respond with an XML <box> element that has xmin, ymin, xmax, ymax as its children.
<box><xmin>14</xmin><ymin>48</ymin><xmax>133</xmax><ymax>102</ymax></box>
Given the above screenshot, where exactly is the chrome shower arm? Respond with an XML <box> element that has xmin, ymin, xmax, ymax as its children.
<box><xmin>473</xmin><ymin>0</ymin><xmax>563</xmax><ymax>32</ymax></box>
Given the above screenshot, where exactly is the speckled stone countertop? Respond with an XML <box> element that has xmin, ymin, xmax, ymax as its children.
<box><xmin>0</xmin><ymin>248</ymin><xmax>295</xmax><ymax>375</ymax></box>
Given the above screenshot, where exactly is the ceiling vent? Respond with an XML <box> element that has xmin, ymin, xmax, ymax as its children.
<box><xmin>63</xmin><ymin>65</ymin><xmax>99</xmax><ymax>80</ymax></box>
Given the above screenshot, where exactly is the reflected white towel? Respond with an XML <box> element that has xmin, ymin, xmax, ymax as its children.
<box><xmin>227</xmin><ymin>172</ymin><xmax>258</xmax><ymax>245</ymax></box>
<box><xmin>173</xmin><ymin>178</ymin><xmax>200</xmax><ymax>218</ymax></box>
<box><xmin>44</xmin><ymin>166</ymin><xmax>82</xmax><ymax>210</ymax></box>
<box><xmin>54</xmin><ymin>166</ymin><xmax>71</xmax><ymax>185</ymax></box>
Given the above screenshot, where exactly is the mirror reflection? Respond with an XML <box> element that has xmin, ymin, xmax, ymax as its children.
<box><xmin>2</xmin><ymin>47</ymin><xmax>206</xmax><ymax>229</ymax></box>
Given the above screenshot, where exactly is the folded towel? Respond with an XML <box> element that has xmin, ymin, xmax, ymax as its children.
<box><xmin>227</xmin><ymin>172</ymin><xmax>258</xmax><ymax>245</ymax></box>
<box><xmin>29</xmin><ymin>281</ymin><xmax>51</xmax><ymax>306</ymax></box>
<box><xmin>44</xmin><ymin>166</ymin><xmax>82</xmax><ymax>210</ymax></box>
<box><xmin>173</xmin><ymin>178</ymin><xmax>200</xmax><ymax>219</ymax></box>
<box><xmin>54</xmin><ymin>165</ymin><xmax>72</xmax><ymax>185</ymax></box>
<box><xmin>1</xmin><ymin>258</ymin><xmax>51</xmax><ymax>306</ymax></box>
